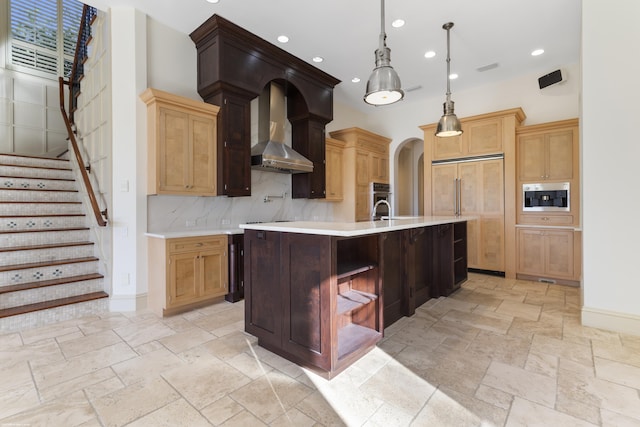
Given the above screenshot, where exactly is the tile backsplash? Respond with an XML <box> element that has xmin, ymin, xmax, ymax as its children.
<box><xmin>147</xmin><ymin>169</ymin><xmax>334</xmax><ymax>233</ymax></box>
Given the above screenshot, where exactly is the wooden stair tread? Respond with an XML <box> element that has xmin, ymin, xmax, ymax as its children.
<box><xmin>0</xmin><ymin>291</ymin><xmax>108</xmax><ymax>318</ymax></box>
<box><xmin>0</xmin><ymin>227</ymin><xmax>89</xmax><ymax>235</ymax></box>
<box><xmin>0</xmin><ymin>175</ymin><xmax>75</xmax><ymax>182</ymax></box>
<box><xmin>0</xmin><ymin>187</ymin><xmax>78</xmax><ymax>193</ymax></box>
<box><xmin>0</xmin><ymin>201</ymin><xmax>82</xmax><ymax>204</ymax></box>
<box><xmin>0</xmin><ymin>163</ymin><xmax>72</xmax><ymax>172</ymax></box>
<box><xmin>0</xmin><ymin>214</ymin><xmax>85</xmax><ymax>218</ymax></box>
<box><xmin>0</xmin><ymin>241</ymin><xmax>94</xmax><ymax>253</ymax></box>
<box><xmin>0</xmin><ymin>256</ymin><xmax>99</xmax><ymax>273</ymax></box>
<box><xmin>0</xmin><ymin>153</ymin><xmax>69</xmax><ymax>162</ymax></box>
<box><xmin>0</xmin><ymin>273</ymin><xmax>104</xmax><ymax>294</ymax></box>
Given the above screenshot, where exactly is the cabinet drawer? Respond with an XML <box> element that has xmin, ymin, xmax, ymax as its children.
<box><xmin>168</xmin><ymin>236</ymin><xmax>227</xmax><ymax>253</ymax></box>
<box><xmin>518</xmin><ymin>215</ymin><xmax>574</xmax><ymax>226</ymax></box>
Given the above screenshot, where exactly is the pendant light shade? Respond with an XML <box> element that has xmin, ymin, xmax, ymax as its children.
<box><xmin>435</xmin><ymin>22</ymin><xmax>463</xmax><ymax>137</ymax></box>
<box><xmin>364</xmin><ymin>0</ymin><xmax>404</xmax><ymax>106</ymax></box>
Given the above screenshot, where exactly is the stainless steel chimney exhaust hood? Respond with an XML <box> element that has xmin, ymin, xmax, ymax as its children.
<box><xmin>250</xmin><ymin>82</ymin><xmax>314</xmax><ymax>174</ymax></box>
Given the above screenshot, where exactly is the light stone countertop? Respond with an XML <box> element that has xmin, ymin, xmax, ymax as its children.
<box><xmin>145</xmin><ymin>228</ymin><xmax>243</xmax><ymax>239</ymax></box>
<box><xmin>239</xmin><ymin>215</ymin><xmax>474</xmax><ymax>237</ymax></box>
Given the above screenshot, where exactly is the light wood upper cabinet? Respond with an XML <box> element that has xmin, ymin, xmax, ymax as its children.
<box><xmin>432</xmin><ymin>117</ymin><xmax>504</xmax><ymax>161</ymax></box>
<box><xmin>148</xmin><ymin>234</ymin><xmax>229</xmax><ymax>316</ymax></box>
<box><xmin>325</xmin><ymin>138</ymin><xmax>345</xmax><ymax>202</ymax></box>
<box><xmin>141</xmin><ymin>88</ymin><xmax>220</xmax><ymax>196</ymax></box>
<box><xmin>517</xmin><ymin>120</ymin><xmax>577</xmax><ymax>182</ymax></box>
<box><xmin>329</xmin><ymin>127</ymin><xmax>391</xmax><ymax>221</ymax></box>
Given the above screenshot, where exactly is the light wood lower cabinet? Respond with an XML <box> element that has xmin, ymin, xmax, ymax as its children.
<box><xmin>148</xmin><ymin>235</ymin><xmax>228</xmax><ymax>316</ymax></box>
<box><xmin>517</xmin><ymin>227</ymin><xmax>580</xmax><ymax>282</ymax></box>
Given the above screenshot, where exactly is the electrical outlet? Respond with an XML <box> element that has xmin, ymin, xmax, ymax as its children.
<box><xmin>186</xmin><ymin>220</ymin><xmax>196</xmax><ymax>227</ymax></box>
<box><xmin>221</xmin><ymin>219</ymin><xmax>231</xmax><ymax>225</ymax></box>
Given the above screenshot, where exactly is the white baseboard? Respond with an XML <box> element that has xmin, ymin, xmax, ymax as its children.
<box><xmin>582</xmin><ymin>306</ymin><xmax>640</xmax><ymax>337</ymax></box>
<box><xmin>109</xmin><ymin>293</ymin><xmax>148</xmax><ymax>312</ymax></box>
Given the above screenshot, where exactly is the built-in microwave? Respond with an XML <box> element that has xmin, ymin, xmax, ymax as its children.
<box><xmin>523</xmin><ymin>182</ymin><xmax>570</xmax><ymax>212</ymax></box>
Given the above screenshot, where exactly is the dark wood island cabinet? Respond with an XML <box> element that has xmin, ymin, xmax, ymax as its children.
<box><xmin>242</xmin><ymin>217</ymin><xmax>468</xmax><ymax>378</ymax></box>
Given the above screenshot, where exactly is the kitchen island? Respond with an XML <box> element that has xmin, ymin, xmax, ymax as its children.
<box><xmin>240</xmin><ymin>216</ymin><xmax>470</xmax><ymax>378</ymax></box>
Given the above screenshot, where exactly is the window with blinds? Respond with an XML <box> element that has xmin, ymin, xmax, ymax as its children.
<box><xmin>9</xmin><ymin>0</ymin><xmax>84</xmax><ymax>78</ymax></box>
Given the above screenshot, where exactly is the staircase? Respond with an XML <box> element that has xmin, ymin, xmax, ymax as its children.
<box><xmin>0</xmin><ymin>153</ymin><xmax>108</xmax><ymax>331</ymax></box>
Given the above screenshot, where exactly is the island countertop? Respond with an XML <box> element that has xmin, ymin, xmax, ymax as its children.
<box><xmin>239</xmin><ymin>215</ymin><xmax>474</xmax><ymax>237</ymax></box>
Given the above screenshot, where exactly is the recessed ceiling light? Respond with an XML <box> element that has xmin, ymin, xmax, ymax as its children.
<box><xmin>531</xmin><ymin>49</ymin><xmax>544</xmax><ymax>56</ymax></box>
<box><xmin>352</xmin><ymin>77</ymin><xmax>361</xmax><ymax>83</ymax></box>
<box><xmin>449</xmin><ymin>73</ymin><xmax>458</xmax><ymax>80</ymax></box>
<box><xmin>206</xmin><ymin>0</ymin><xmax>219</xmax><ymax>3</ymax></box>
<box><xmin>392</xmin><ymin>19</ymin><xmax>405</xmax><ymax>28</ymax></box>
<box><xmin>277</xmin><ymin>35</ymin><xmax>289</xmax><ymax>43</ymax></box>
<box><xmin>424</xmin><ymin>50</ymin><xmax>436</xmax><ymax>59</ymax></box>
<box><xmin>312</xmin><ymin>56</ymin><xmax>323</xmax><ymax>63</ymax></box>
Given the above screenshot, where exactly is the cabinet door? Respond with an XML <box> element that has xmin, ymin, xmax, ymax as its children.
<box><xmin>325</xmin><ymin>144</ymin><xmax>343</xmax><ymax>201</ymax></box>
<box><xmin>517</xmin><ymin>228</ymin><xmax>545</xmax><ymax>275</ymax></box>
<box><xmin>200</xmin><ymin>249</ymin><xmax>227</xmax><ymax>299</ymax></box>
<box><xmin>292</xmin><ymin>119</ymin><xmax>326</xmax><ymax>199</ymax></box>
<box><xmin>244</xmin><ymin>230</ymin><xmax>282</xmax><ymax>349</ymax></box>
<box><xmin>281</xmin><ymin>233</ymin><xmax>332</xmax><ymax>369</ymax></box>
<box><xmin>221</xmin><ymin>94</ymin><xmax>251</xmax><ymax>196</ymax></box>
<box><xmin>433</xmin><ymin>132</ymin><xmax>464</xmax><ymax>160</ymax></box>
<box><xmin>158</xmin><ymin>108</ymin><xmax>190</xmax><ymax>193</ymax></box>
<box><xmin>189</xmin><ymin>115</ymin><xmax>217</xmax><ymax>195</ymax></box>
<box><xmin>458</xmin><ymin>162</ymin><xmax>481</xmax><ymax>214</ymax></box>
<box><xmin>355</xmin><ymin>185</ymin><xmax>370</xmax><ymax>221</ymax></box>
<box><xmin>546</xmin><ymin>130</ymin><xmax>574</xmax><ymax>180</ymax></box>
<box><xmin>518</xmin><ymin>134</ymin><xmax>546</xmax><ymax>181</ymax></box>
<box><xmin>431</xmin><ymin>163</ymin><xmax>457</xmax><ymax>215</ymax></box>
<box><xmin>355</xmin><ymin>151</ymin><xmax>370</xmax><ymax>186</ymax></box>
<box><xmin>370</xmin><ymin>153</ymin><xmax>389</xmax><ymax>183</ymax></box>
<box><xmin>475</xmin><ymin>160</ymin><xmax>504</xmax><ymax>271</ymax></box>
<box><xmin>478</xmin><ymin>216</ymin><xmax>504</xmax><ymax>271</ymax></box>
<box><xmin>466</xmin><ymin>118</ymin><xmax>502</xmax><ymax>156</ymax></box>
<box><xmin>545</xmin><ymin>229</ymin><xmax>574</xmax><ymax>278</ymax></box>
<box><xmin>381</xmin><ymin>231</ymin><xmax>406</xmax><ymax>327</ymax></box>
<box><xmin>168</xmin><ymin>252</ymin><xmax>199</xmax><ymax>308</ymax></box>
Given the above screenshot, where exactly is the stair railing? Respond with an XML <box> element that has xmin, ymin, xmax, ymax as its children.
<box><xmin>59</xmin><ymin>5</ymin><xmax>107</xmax><ymax>227</ymax></box>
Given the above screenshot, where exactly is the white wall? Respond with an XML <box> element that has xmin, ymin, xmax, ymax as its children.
<box><xmin>581</xmin><ymin>0</ymin><xmax>640</xmax><ymax>334</ymax></box>
<box><xmin>0</xmin><ymin>70</ymin><xmax>69</xmax><ymax>156</ymax></box>
<box><xmin>108</xmin><ymin>8</ymin><xmax>148</xmax><ymax>310</ymax></box>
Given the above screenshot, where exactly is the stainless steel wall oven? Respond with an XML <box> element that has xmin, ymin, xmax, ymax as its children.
<box><xmin>370</xmin><ymin>182</ymin><xmax>391</xmax><ymax>219</ymax></box>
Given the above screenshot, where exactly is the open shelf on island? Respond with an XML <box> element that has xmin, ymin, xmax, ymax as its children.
<box><xmin>337</xmin><ymin>323</ymin><xmax>381</xmax><ymax>361</ymax></box>
<box><xmin>337</xmin><ymin>261</ymin><xmax>377</xmax><ymax>281</ymax></box>
<box><xmin>337</xmin><ymin>289</ymin><xmax>378</xmax><ymax>316</ymax></box>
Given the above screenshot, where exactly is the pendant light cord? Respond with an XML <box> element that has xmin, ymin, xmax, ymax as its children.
<box><xmin>379</xmin><ymin>0</ymin><xmax>386</xmax><ymax>51</ymax></box>
<box><xmin>445</xmin><ymin>23</ymin><xmax>452</xmax><ymax>102</ymax></box>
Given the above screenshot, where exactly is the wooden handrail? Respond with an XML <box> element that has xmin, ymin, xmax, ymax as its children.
<box><xmin>58</xmin><ymin>5</ymin><xmax>106</xmax><ymax>227</ymax></box>
<box><xmin>59</xmin><ymin>79</ymin><xmax>107</xmax><ymax>227</ymax></box>
<box><xmin>68</xmin><ymin>5</ymin><xmax>95</xmax><ymax>122</ymax></box>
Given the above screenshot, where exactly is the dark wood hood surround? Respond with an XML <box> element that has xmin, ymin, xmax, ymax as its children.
<box><xmin>190</xmin><ymin>15</ymin><xmax>341</xmax><ymax>197</ymax></box>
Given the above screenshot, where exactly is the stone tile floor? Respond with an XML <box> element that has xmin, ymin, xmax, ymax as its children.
<box><xmin>1</xmin><ymin>273</ymin><xmax>640</xmax><ymax>426</ymax></box>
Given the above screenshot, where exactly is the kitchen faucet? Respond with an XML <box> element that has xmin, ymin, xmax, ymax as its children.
<box><xmin>372</xmin><ymin>199</ymin><xmax>392</xmax><ymax>220</ymax></box>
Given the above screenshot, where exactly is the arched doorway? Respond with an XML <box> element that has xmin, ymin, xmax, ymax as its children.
<box><xmin>394</xmin><ymin>138</ymin><xmax>424</xmax><ymax>216</ymax></box>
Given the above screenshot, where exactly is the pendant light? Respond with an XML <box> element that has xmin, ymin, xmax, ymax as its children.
<box><xmin>435</xmin><ymin>22</ymin><xmax>463</xmax><ymax>137</ymax></box>
<box><xmin>364</xmin><ymin>0</ymin><xmax>404</xmax><ymax>106</ymax></box>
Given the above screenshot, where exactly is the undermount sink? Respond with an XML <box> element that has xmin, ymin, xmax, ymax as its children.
<box><xmin>373</xmin><ymin>216</ymin><xmax>421</xmax><ymax>221</ymax></box>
